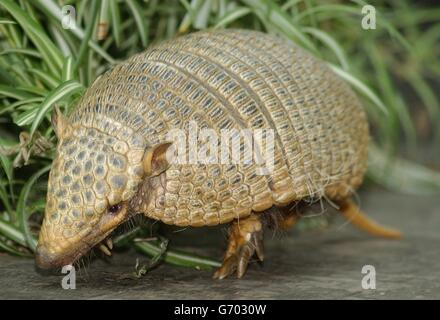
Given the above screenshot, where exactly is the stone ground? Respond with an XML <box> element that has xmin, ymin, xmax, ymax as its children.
<box><xmin>0</xmin><ymin>189</ymin><xmax>439</xmax><ymax>299</ymax></box>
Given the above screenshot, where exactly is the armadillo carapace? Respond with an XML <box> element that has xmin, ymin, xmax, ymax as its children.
<box><xmin>36</xmin><ymin>29</ymin><xmax>400</xmax><ymax>278</ymax></box>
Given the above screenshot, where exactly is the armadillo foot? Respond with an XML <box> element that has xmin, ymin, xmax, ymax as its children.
<box><xmin>213</xmin><ymin>214</ymin><xmax>264</xmax><ymax>279</ymax></box>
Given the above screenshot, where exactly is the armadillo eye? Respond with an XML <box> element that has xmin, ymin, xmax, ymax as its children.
<box><xmin>108</xmin><ymin>203</ymin><xmax>122</xmax><ymax>215</ymax></box>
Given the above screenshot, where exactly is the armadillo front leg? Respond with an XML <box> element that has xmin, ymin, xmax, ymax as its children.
<box><xmin>213</xmin><ymin>214</ymin><xmax>264</xmax><ymax>279</ymax></box>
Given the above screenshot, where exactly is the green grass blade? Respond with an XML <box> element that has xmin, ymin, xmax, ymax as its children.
<box><xmin>0</xmin><ymin>97</ymin><xmax>44</xmax><ymax>116</ymax></box>
<box><xmin>366</xmin><ymin>41</ymin><xmax>416</xmax><ymax>147</ymax></box>
<box><xmin>0</xmin><ymin>182</ymin><xmax>13</xmax><ymax>216</ymax></box>
<box><xmin>0</xmin><ymin>240</ymin><xmax>31</xmax><ymax>257</ymax></box>
<box><xmin>193</xmin><ymin>0</ymin><xmax>212</xmax><ymax>29</ymax></box>
<box><xmin>368</xmin><ymin>144</ymin><xmax>440</xmax><ymax>195</ymax></box>
<box><xmin>48</xmin><ymin>23</ymin><xmax>74</xmax><ymax>56</ymax></box>
<box><xmin>28</xmin><ymin>68</ymin><xmax>59</xmax><ymax>89</ymax></box>
<box><xmin>33</xmin><ymin>0</ymin><xmax>117</xmax><ymax>65</ymax></box>
<box><xmin>0</xmin><ymin>48</ymin><xmax>42</xmax><ymax>59</ymax></box>
<box><xmin>0</xmin><ymin>85</ymin><xmax>34</xmax><ymax>100</ymax></box>
<box><xmin>0</xmin><ymin>139</ymin><xmax>14</xmax><ymax>184</ymax></box>
<box><xmin>303</xmin><ymin>27</ymin><xmax>349</xmax><ymax>70</ymax></box>
<box><xmin>16</xmin><ymin>165</ymin><xmax>51</xmax><ymax>251</ymax></box>
<box><xmin>61</xmin><ymin>56</ymin><xmax>75</xmax><ymax>82</ymax></box>
<box><xmin>0</xmin><ymin>0</ymin><xmax>63</xmax><ymax>76</ymax></box>
<box><xmin>14</xmin><ymin>107</ymin><xmax>39</xmax><ymax>127</ymax></box>
<box><xmin>15</xmin><ymin>85</ymin><xmax>47</xmax><ymax>96</ymax></box>
<box><xmin>0</xmin><ymin>217</ymin><xmax>28</xmax><ymax>247</ymax></box>
<box><xmin>0</xmin><ymin>156</ymin><xmax>12</xmax><ymax>183</ymax></box>
<box><xmin>214</xmin><ymin>7</ymin><xmax>252</xmax><ymax>29</ymax></box>
<box><xmin>29</xmin><ymin>80</ymin><xmax>84</xmax><ymax>137</ymax></box>
<box><xmin>408</xmin><ymin>73</ymin><xmax>440</xmax><ymax>139</ymax></box>
<box><xmin>73</xmin><ymin>0</ymin><xmax>100</xmax><ymax>74</ymax></box>
<box><xmin>133</xmin><ymin>241</ymin><xmax>221</xmax><ymax>270</ymax></box>
<box><xmin>294</xmin><ymin>4</ymin><xmax>360</xmax><ymax>22</ymax></box>
<box><xmin>97</xmin><ymin>0</ymin><xmax>110</xmax><ymax>41</ymax></box>
<box><xmin>242</xmin><ymin>0</ymin><xmax>318</xmax><ymax>54</ymax></box>
<box><xmin>178</xmin><ymin>0</ymin><xmax>203</xmax><ymax>33</ymax></box>
<box><xmin>109</xmin><ymin>0</ymin><xmax>122</xmax><ymax>47</ymax></box>
<box><xmin>0</xmin><ymin>18</ymin><xmax>16</xmax><ymax>24</ymax></box>
<box><xmin>328</xmin><ymin>63</ymin><xmax>388</xmax><ymax>115</ymax></box>
<box><xmin>127</xmin><ymin>0</ymin><xmax>149</xmax><ymax>47</ymax></box>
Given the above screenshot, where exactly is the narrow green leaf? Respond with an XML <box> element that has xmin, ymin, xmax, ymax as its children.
<box><xmin>0</xmin><ymin>138</ymin><xmax>14</xmax><ymax>184</ymax></box>
<box><xmin>241</xmin><ymin>0</ymin><xmax>318</xmax><ymax>54</ymax></box>
<box><xmin>33</xmin><ymin>0</ymin><xmax>117</xmax><ymax>65</ymax></box>
<box><xmin>0</xmin><ymin>48</ymin><xmax>42</xmax><ymax>59</ymax></box>
<box><xmin>281</xmin><ymin>0</ymin><xmax>302</xmax><ymax>11</ymax></box>
<box><xmin>109</xmin><ymin>0</ymin><xmax>122</xmax><ymax>47</ymax></box>
<box><xmin>0</xmin><ymin>18</ymin><xmax>16</xmax><ymax>24</ymax></box>
<box><xmin>16</xmin><ymin>165</ymin><xmax>51</xmax><ymax>251</ymax></box>
<box><xmin>0</xmin><ymin>85</ymin><xmax>34</xmax><ymax>100</ymax></box>
<box><xmin>368</xmin><ymin>144</ymin><xmax>440</xmax><ymax>195</ymax></box>
<box><xmin>62</xmin><ymin>56</ymin><xmax>75</xmax><ymax>81</ymax></box>
<box><xmin>133</xmin><ymin>241</ymin><xmax>221</xmax><ymax>269</ymax></box>
<box><xmin>0</xmin><ymin>240</ymin><xmax>31</xmax><ymax>257</ymax></box>
<box><xmin>408</xmin><ymin>73</ymin><xmax>440</xmax><ymax>145</ymax></box>
<box><xmin>193</xmin><ymin>0</ymin><xmax>212</xmax><ymax>29</ymax></box>
<box><xmin>0</xmin><ymin>217</ymin><xmax>28</xmax><ymax>247</ymax></box>
<box><xmin>14</xmin><ymin>106</ymin><xmax>38</xmax><ymax>126</ymax></box>
<box><xmin>0</xmin><ymin>158</ymin><xmax>13</xmax><ymax>200</ymax></box>
<box><xmin>0</xmin><ymin>97</ymin><xmax>43</xmax><ymax>116</ymax></box>
<box><xmin>48</xmin><ymin>23</ymin><xmax>73</xmax><ymax>56</ymax></box>
<box><xmin>73</xmin><ymin>0</ymin><xmax>100</xmax><ymax>73</ymax></box>
<box><xmin>303</xmin><ymin>27</ymin><xmax>349</xmax><ymax>70</ymax></box>
<box><xmin>127</xmin><ymin>0</ymin><xmax>149</xmax><ymax>47</ymax></box>
<box><xmin>366</xmin><ymin>41</ymin><xmax>416</xmax><ymax>147</ymax></box>
<box><xmin>28</xmin><ymin>68</ymin><xmax>59</xmax><ymax>89</ymax></box>
<box><xmin>328</xmin><ymin>63</ymin><xmax>388</xmax><ymax>115</ymax></box>
<box><xmin>97</xmin><ymin>0</ymin><xmax>110</xmax><ymax>41</ymax></box>
<box><xmin>16</xmin><ymin>85</ymin><xmax>47</xmax><ymax>96</ymax></box>
<box><xmin>178</xmin><ymin>0</ymin><xmax>204</xmax><ymax>33</ymax></box>
<box><xmin>0</xmin><ymin>180</ymin><xmax>13</xmax><ymax>217</ymax></box>
<box><xmin>294</xmin><ymin>4</ymin><xmax>360</xmax><ymax>22</ymax></box>
<box><xmin>0</xmin><ymin>0</ymin><xmax>63</xmax><ymax>76</ymax></box>
<box><xmin>214</xmin><ymin>7</ymin><xmax>252</xmax><ymax>29</ymax></box>
<box><xmin>30</xmin><ymin>80</ymin><xmax>84</xmax><ymax>137</ymax></box>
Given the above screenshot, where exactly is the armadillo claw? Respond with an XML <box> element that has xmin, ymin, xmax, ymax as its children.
<box><xmin>213</xmin><ymin>255</ymin><xmax>238</xmax><ymax>279</ymax></box>
<box><xmin>213</xmin><ymin>215</ymin><xmax>264</xmax><ymax>279</ymax></box>
<box><xmin>252</xmin><ymin>232</ymin><xmax>264</xmax><ymax>262</ymax></box>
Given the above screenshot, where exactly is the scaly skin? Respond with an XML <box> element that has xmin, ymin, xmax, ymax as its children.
<box><xmin>36</xmin><ymin>118</ymin><xmax>147</xmax><ymax>268</ymax></box>
<box><xmin>35</xmin><ymin>30</ymin><xmax>398</xmax><ymax>277</ymax></box>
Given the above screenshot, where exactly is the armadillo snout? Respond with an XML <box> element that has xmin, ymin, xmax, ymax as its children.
<box><xmin>35</xmin><ymin>245</ymin><xmax>58</xmax><ymax>269</ymax></box>
<box><xmin>36</xmin><ymin>126</ymin><xmax>147</xmax><ymax>266</ymax></box>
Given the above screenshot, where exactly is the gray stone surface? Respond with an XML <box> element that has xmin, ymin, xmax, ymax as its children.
<box><xmin>0</xmin><ymin>189</ymin><xmax>439</xmax><ymax>299</ymax></box>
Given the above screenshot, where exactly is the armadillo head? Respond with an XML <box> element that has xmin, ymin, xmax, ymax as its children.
<box><xmin>35</xmin><ymin>109</ymin><xmax>171</xmax><ymax>269</ymax></box>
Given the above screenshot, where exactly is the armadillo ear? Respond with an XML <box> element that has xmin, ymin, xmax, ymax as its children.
<box><xmin>51</xmin><ymin>107</ymin><xmax>71</xmax><ymax>139</ymax></box>
<box><xmin>142</xmin><ymin>142</ymin><xmax>173</xmax><ymax>177</ymax></box>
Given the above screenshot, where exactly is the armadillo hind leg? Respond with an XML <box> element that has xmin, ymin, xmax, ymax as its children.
<box><xmin>336</xmin><ymin>198</ymin><xmax>402</xmax><ymax>239</ymax></box>
<box><xmin>213</xmin><ymin>214</ymin><xmax>264</xmax><ymax>279</ymax></box>
<box><xmin>265</xmin><ymin>204</ymin><xmax>301</xmax><ymax>231</ymax></box>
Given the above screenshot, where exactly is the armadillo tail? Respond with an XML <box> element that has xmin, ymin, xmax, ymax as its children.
<box><xmin>337</xmin><ymin>199</ymin><xmax>402</xmax><ymax>239</ymax></box>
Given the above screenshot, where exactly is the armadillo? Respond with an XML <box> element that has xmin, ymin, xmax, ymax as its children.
<box><xmin>35</xmin><ymin>29</ymin><xmax>400</xmax><ymax>279</ymax></box>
